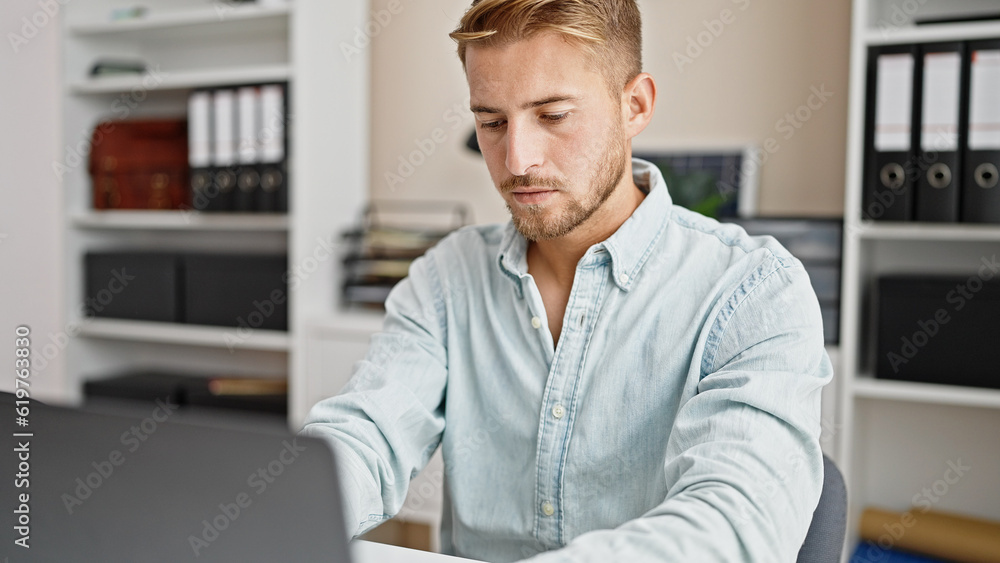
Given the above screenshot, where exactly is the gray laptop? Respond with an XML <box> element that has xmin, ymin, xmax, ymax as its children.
<box><xmin>0</xmin><ymin>393</ymin><xmax>352</xmax><ymax>562</ymax></box>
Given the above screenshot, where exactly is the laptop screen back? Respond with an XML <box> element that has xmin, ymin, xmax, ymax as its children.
<box><xmin>0</xmin><ymin>393</ymin><xmax>351</xmax><ymax>562</ymax></box>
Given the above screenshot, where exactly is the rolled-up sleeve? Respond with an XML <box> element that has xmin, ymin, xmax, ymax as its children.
<box><xmin>523</xmin><ymin>259</ymin><xmax>833</xmax><ymax>562</ymax></box>
<box><xmin>300</xmin><ymin>251</ymin><xmax>448</xmax><ymax>538</ymax></box>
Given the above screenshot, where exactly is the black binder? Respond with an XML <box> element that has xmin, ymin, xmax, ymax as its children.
<box><xmin>234</xmin><ymin>86</ymin><xmax>261</xmax><ymax>212</ymax></box>
<box><xmin>235</xmin><ymin>166</ymin><xmax>261</xmax><ymax>211</ymax></box>
<box><xmin>259</xmin><ymin>161</ymin><xmax>288</xmax><ymax>212</ymax></box>
<box><xmin>207</xmin><ymin>89</ymin><xmax>237</xmax><ymax>211</ymax></box>
<box><xmin>962</xmin><ymin>40</ymin><xmax>1000</xmax><ymax>223</ymax></box>
<box><xmin>207</xmin><ymin>166</ymin><xmax>236</xmax><ymax>211</ymax></box>
<box><xmin>914</xmin><ymin>42</ymin><xmax>965</xmax><ymax>222</ymax></box>
<box><xmin>864</xmin><ymin>44</ymin><xmax>919</xmax><ymax>222</ymax></box>
<box><xmin>257</xmin><ymin>83</ymin><xmax>288</xmax><ymax>212</ymax></box>
<box><xmin>187</xmin><ymin>90</ymin><xmax>215</xmax><ymax>213</ymax></box>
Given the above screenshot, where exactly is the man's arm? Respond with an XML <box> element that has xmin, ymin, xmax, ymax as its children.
<box><xmin>524</xmin><ymin>260</ymin><xmax>833</xmax><ymax>562</ymax></box>
<box><xmin>301</xmin><ymin>252</ymin><xmax>449</xmax><ymax>538</ymax></box>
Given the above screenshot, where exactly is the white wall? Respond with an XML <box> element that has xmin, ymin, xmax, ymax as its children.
<box><xmin>368</xmin><ymin>0</ymin><xmax>851</xmax><ymax>222</ymax></box>
<box><xmin>0</xmin><ymin>0</ymin><xmax>66</xmax><ymax>399</ymax></box>
<box><xmin>368</xmin><ymin>0</ymin><xmax>502</xmax><ymax>224</ymax></box>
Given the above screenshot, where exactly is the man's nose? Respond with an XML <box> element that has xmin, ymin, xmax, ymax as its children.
<box><xmin>504</xmin><ymin>120</ymin><xmax>544</xmax><ymax>177</ymax></box>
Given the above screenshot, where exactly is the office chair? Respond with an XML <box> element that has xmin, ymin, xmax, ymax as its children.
<box><xmin>796</xmin><ymin>454</ymin><xmax>847</xmax><ymax>563</ymax></box>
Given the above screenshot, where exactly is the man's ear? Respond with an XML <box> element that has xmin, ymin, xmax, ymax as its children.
<box><xmin>622</xmin><ymin>73</ymin><xmax>656</xmax><ymax>138</ymax></box>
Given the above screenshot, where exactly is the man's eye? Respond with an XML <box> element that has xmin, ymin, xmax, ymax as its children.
<box><xmin>542</xmin><ymin>113</ymin><xmax>569</xmax><ymax>123</ymax></box>
<box><xmin>479</xmin><ymin>120</ymin><xmax>505</xmax><ymax>131</ymax></box>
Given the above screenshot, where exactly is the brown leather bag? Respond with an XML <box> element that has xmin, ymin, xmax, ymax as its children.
<box><xmin>88</xmin><ymin>119</ymin><xmax>190</xmax><ymax>210</ymax></box>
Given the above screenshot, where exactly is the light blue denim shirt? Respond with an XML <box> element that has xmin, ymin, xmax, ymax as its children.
<box><xmin>302</xmin><ymin>158</ymin><xmax>833</xmax><ymax>562</ymax></box>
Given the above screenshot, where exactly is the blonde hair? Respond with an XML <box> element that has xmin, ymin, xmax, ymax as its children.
<box><xmin>450</xmin><ymin>0</ymin><xmax>643</xmax><ymax>95</ymax></box>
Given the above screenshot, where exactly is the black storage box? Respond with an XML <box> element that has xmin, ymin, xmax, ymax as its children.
<box><xmin>83</xmin><ymin>370</ymin><xmax>191</xmax><ymax>405</ymax></box>
<box><xmin>183</xmin><ymin>253</ymin><xmax>288</xmax><ymax>331</ymax></box>
<box><xmin>876</xmin><ymin>275</ymin><xmax>1000</xmax><ymax>389</ymax></box>
<box><xmin>84</xmin><ymin>371</ymin><xmax>287</xmax><ymax>417</ymax></box>
<box><xmin>184</xmin><ymin>385</ymin><xmax>287</xmax><ymax>416</ymax></box>
<box><xmin>84</xmin><ymin>252</ymin><xmax>182</xmax><ymax>322</ymax></box>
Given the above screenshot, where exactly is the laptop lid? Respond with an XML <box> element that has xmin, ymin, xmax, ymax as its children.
<box><xmin>0</xmin><ymin>393</ymin><xmax>352</xmax><ymax>562</ymax></box>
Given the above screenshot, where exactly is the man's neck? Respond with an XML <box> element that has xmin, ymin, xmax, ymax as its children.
<box><xmin>528</xmin><ymin>167</ymin><xmax>647</xmax><ymax>285</ymax></box>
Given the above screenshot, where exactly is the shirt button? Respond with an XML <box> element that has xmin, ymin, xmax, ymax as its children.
<box><xmin>551</xmin><ymin>404</ymin><xmax>565</xmax><ymax>419</ymax></box>
<box><xmin>541</xmin><ymin>501</ymin><xmax>555</xmax><ymax>517</ymax></box>
<box><xmin>619</xmin><ymin>273</ymin><xmax>629</xmax><ymax>285</ymax></box>
<box><xmin>531</xmin><ymin>316</ymin><xmax>542</xmax><ymax>329</ymax></box>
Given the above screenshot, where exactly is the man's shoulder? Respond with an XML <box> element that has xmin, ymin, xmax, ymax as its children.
<box><xmin>432</xmin><ymin>222</ymin><xmax>508</xmax><ymax>255</ymax></box>
<box><xmin>666</xmin><ymin>205</ymin><xmax>800</xmax><ymax>271</ymax></box>
<box><xmin>418</xmin><ymin>222</ymin><xmax>509</xmax><ymax>277</ymax></box>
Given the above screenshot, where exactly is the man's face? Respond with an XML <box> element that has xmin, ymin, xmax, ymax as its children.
<box><xmin>466</xmin><ymin>33</ymin><xmax>629</xmax><ymax>241</ymax></box>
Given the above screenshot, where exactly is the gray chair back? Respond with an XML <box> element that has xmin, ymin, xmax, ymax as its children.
<box><xmin>796</xmin><ymin>454</ymin><xmax>847</xmax><ymax>563</ymax></box>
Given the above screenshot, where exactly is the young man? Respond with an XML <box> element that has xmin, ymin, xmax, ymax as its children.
<box><xmin>303</xmin><ymin>1</ymin><xmax>833</xmax><ymax>561</ymax></box>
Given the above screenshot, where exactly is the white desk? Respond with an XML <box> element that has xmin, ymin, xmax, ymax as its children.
<box><xmin>352</xmin><ymin>540</ymin><xmax>482</xmax><ymax>562</ymax></box>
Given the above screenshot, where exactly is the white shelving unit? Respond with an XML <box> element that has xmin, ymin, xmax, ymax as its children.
<box><xmin>71</xmin><ymin>210</ymin><xmax>290</xmax><ymax>231</ymax></box>
<box><xmin>864</xmin><ymin>20</ymin><xmax>1000</xmax><ymax>45</ymax></box>
<box><xmin>852</xmin><ymin>378</ymin><xmax>1000</xmax><ymax>410</ymax></box>
<box><xmin>77</xmin><ymin>318</ymin><xmax>291</xmax><ymax>351</ymax></box>
<box><xmin>839</xmin><ymin>0</ymin><xmax>1000</xmax><ymax>555</ymax></box>
<box><xmin>68</xmin><ymin>3</ymin><xmax>292</xmax><ymax>35</ymax></box>
<box><xmin>59</xmin><ymin>0</ymin><xmax>372</xmax><ymax>428</ymax></box>
<box><xmin>68</xmin><ymin>64</ymin><xmax>293</xmax><ymax>94</ymax></box>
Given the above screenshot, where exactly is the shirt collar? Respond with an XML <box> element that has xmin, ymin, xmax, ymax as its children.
<box><xmin>497</xmin><ymin>222</ymin><xmax>530</xmax><ymax>297</ymax></box>
<box><xmin>497</xmin><ymin>157</ymin><xmax>672</xmax><ymax>293</ymax></box>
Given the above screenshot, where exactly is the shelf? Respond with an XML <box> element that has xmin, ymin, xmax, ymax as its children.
<box><xmin>68</xmin><ymin>64</ymin><xmax>291</xmax><ymax>94</ymax></box>
<box><xmin>77</xmin><ymin>318</ymin><xmax>290</xmax><ymax>352</ymax></box>
<box><xmin>854</xmin><ymin>377</ymin><xmax>1000</xmax><ymax>409</ymax></box>
<box><xmin>864</xmin><ymin>20</ymin><xmax>1000</xmax><ymax>45</ymax></box>
<box><xmin>69</xmin><ymin>3</ymin><xmax>291</xmax><ymax>35</ymax></box>
<box><xmin>851</xmin><ymin>222</ymin><xmax>1000</xmax><ymax>242</ymax></box>
<box><xmin>71</xmin><ymin>210</ymin><xmax>289</xmax><ymax>232</ymax></box>
<box><xmin>306</xmin><ymin>311</ymin><xmax>387</xmax><ymax>338</ymax></box>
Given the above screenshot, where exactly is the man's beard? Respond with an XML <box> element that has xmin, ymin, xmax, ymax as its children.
<box><xmin>502</xmin><ymin>124</ymin><xmax>628</xmax><ymax>242</ymax></box>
